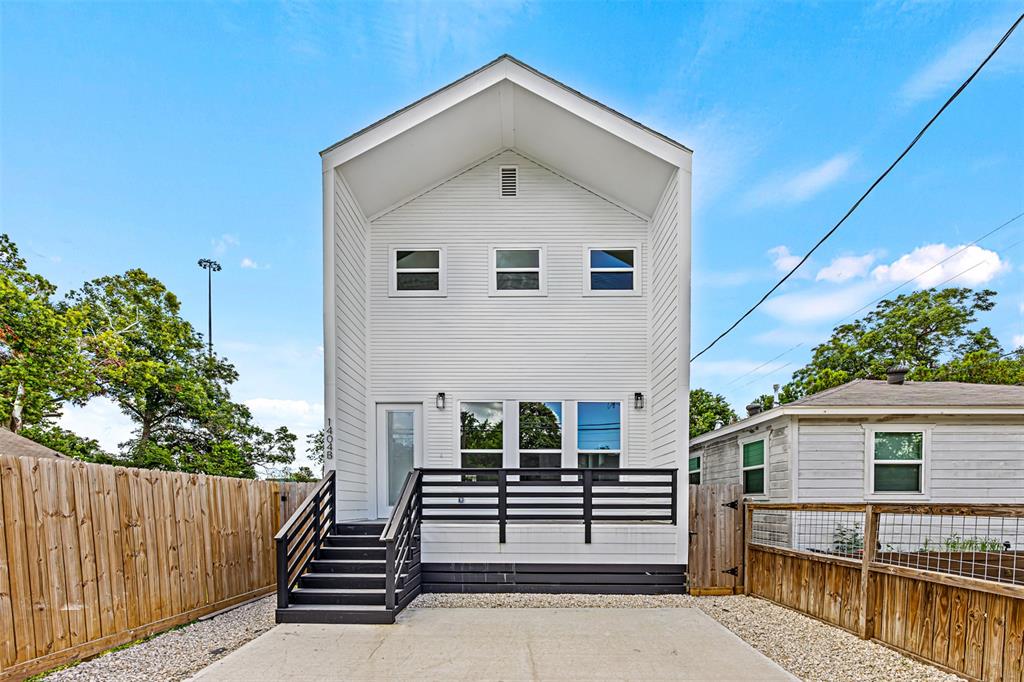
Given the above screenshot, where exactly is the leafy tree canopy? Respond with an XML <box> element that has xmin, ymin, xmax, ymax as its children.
<box><xmin>781</xmin><ymin>288</ymin><xmax>1023</xmax><ymax>401</ymax></box>
<box><xmin>689</xmin><ymin>388</ymin><xmax>737</xmax><ymax>438</ymax></box>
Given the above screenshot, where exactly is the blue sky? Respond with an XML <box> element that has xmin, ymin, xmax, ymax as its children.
<box><xmin>2</xmin><ymin>1</ymin><xmax>1022</xmax><ymax>461</ymax></box>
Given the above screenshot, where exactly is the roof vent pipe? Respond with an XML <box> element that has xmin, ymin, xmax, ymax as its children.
<box><xmin>887</xmin><ymin>365</ymin><xmax>909</xmax><ymax>385</ymax></box>
<box><xmin>746</xmin><ymin>402</ymin><xmax>762</xmax><ymax>418</ymax></box>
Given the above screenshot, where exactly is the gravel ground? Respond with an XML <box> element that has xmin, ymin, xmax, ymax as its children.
<box><xmin>44</xmin><ymin>596</ymin><xmax>277</xmax><ymax>682</ymax></box>
<box><xmin>411</xmin><ymin>593</ymin><xmax>963</xmax><ymax>682</ymax></box>
<box><xmin>41</xmin><ymin>592</ymin><xmax>962</xmax><ymax>681</ymax></box>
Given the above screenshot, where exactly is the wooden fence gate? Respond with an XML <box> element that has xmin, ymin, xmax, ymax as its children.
<box><xmin>687</xmin><ymin>483</ymin><xmax>744</xmax><ymax>595</ymax></box>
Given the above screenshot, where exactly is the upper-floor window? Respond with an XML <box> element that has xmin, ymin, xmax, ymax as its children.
<box><xmin>390</xmin><ymin>247</ymin><xmax>446</xmax><ymax>297</ymax></box>
<box><xmin>585</xmin><ymin>247</ymin><xmax>639</xmax><ymax>295</ymax></box>
<box><xmin>867</xmin><ymin>427</ymin><xmax>928</xmax><ymax>495</ymax></box>
<box><xmin>688</xmin><ymin>455</ymin><xmax>701</xmax><ymax>484</ymax></box>
<box><xmin>741</xmin><ymin>437</ymin><xmax>766</xmax><ymax>496</ymax></box>
<box><xmin>491</xmin><ymin>247</ymin><xmax>545</xmax><ymax>296</ymax></box>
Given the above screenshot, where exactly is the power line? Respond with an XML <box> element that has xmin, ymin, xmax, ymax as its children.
<box><xmin>690</xmin><ymin>13</ymin><xmax>1024</xmax><ymax>363</ymax></box>
<box><xmin>713</xmin><ymin>211</ymin><xmax>1023</xmax><ymax>389</ymax></box>
<box><xmin>718</xmin><ymin>230</ymin><xmax>1024</xmax><ymax>393</ymax></box>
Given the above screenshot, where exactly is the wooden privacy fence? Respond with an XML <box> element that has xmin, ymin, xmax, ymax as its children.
<box><xmin>745</xmin><ymin>502</ymin><xmax>1024</xmax><ymax>682</ymax></box>
<box><xmin>0</xmin><ymin>454</ymin><xmax>318</xmax><ymax>681</ymax></box>
<box><xmin>687</xmin><ymin>483</ymin><xmax>744</xmax><ymax>595</ymax></box>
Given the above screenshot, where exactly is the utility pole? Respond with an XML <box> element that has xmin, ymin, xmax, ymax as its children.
<box><xmin>197</xmin><ymin>258</ymin><xmax>221</xmax><ymax>355</ymax></box>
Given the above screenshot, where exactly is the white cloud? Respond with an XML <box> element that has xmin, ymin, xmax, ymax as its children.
<box><xmin>899</xmin><ymin>20</ymin><xmax>1024</xmax><ymax>106</ymax></box>
<box><xmin>761</xmin><ymin>281</ymin><xmax>882</xmax><ymax>324</ymax></box>
<box><xmin>768</xmin><ymin>245</ymin><xmax>803</xmax><ymax>273</ymax></box>
<box><xmin>59</xmin><ymin>397</ymin><xmax>136</xmax><ymax>453</ymax></box>
<box><xmin>212</xmin><ymin>233</ymin><xmax>239</xmax><ymax>255</ymax></box>
<box><xmin>816</xmin><ymin>253</ymin><xmax>876</xmax><ymax>283</ymax></box>
<box><xmin>871</xmin><ymin>243</ymin><xmax>1007</xmax><ymax>288</ymax></box>
<box><xmin>745</xmin><ymin>152</ymin><xmax>857</xmax><ymax>207</ymax></box>
<box><xmin>240</xmin><ymin>257</ymin><xmax>268</xmax><ymax>270</ymax></box>
<box><xmin>1013</xmin><ymin>334</ymin><xmax>1024</xmax><ymax>349</ymax></box>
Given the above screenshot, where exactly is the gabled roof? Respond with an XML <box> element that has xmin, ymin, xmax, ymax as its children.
<box><xmin>0</xmin><ymin>428</ymin><xmax>64</xmax><ymax>459</ymax></box>
<box><xmin>690</xmin><ymin>380</ymin><xmax>1024</xmax><ymax>447</ymax></box>
<box><xmin>322</xmin><ymin>55</ymin><xmax>691</xmax><ymax>219</ymax></box>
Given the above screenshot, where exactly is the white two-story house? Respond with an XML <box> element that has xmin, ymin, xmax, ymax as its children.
<box><xmin>276</xmin><ymin>55</ymin><xmax>692</xmax><ymax>623</ymax></box>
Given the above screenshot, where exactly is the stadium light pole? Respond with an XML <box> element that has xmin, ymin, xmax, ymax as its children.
<box><xmin>197</xmin><ymin>259</ymin><xmax>222</xmax><ymax>356</ymax></box>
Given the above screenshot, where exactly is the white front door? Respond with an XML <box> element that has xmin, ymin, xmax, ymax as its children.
<box><xmin>375</xmin><ymin>403</ymin><xmax>422</xmax><ymax>518</ymax></box>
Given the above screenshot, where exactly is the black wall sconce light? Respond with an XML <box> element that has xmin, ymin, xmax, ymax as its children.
<box><xmin>633</xmin><ymin>392</ymin><xmax>645</xmax><ymax>409</ymax></box>
<box><xmin>436</xmin><ymin>392</ymin><xmax>446</xmax><ymax>410</ymax></box>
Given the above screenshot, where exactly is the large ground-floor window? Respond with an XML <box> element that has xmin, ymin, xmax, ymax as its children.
<box><xmin>518</xmin><ymin>401</ymin><xmax>563</xmax><ymax>481</ymax></box>
<box><xmin>460</xmin><ymin>401</ymin><xmax>503</xmax><ymax>480</ymax></box>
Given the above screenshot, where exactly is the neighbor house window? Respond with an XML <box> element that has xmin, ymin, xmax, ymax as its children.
<box><xmin>518</xmin><ymin>401</ymin><xmax>562</xmax><ymax>481</ymax></box>
<box><xmin>460</xmin><ymin>402</ymin><xmax>503</xmax><ymax>480</ymax></box>
<box><xmin>390</xmin><ymin>247</ymin><xmax>445</xmax><ymax>297</ymax></box>
<box><xmin>491</xmin><ymin>247</ymin><xmax>545</xmax><ymax>295</ymax></box>
<box><xmin>578</xmin><ymin>401</ymin><xmax>621</xmax><ymax>480</ymax></box>
<box><xmin>742</xmin><ymin>438</ymin><xmax>766</xmax><ymax>496</ymax></box>
<box><xmin>870</xmin><ymin>429</ymin><xmax>926</xmax><ymax>494</ymax></box>
<box><xmin>689</xmin><ymin>456</ymin><xmax>701</xmax><ymax>484</ymax></box>
<box><xmin>585</xmin><ymin>247</ymin><xmax>638</xmax><ymax>294</ymax></box>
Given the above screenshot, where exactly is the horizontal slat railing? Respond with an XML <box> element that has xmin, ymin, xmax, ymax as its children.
<box><xmin>274</xmin><ymin>470</ymin><xmax>336</xmax><ymax>609</ymax></box>
<box><xmin>419</xmin><ymin>467</ymin><xmax>677</xmax><ymax>543</ymax></box>
<box><xmin>381</xmin><ymin>470</ymin><xmax>422</xmax><ymax>613</ymax></box>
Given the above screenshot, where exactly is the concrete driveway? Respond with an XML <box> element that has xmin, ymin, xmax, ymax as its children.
<box><xmin>190</xmin><ymin>607</ymin><xmax>796</xmax><ymax>681</ymax></box>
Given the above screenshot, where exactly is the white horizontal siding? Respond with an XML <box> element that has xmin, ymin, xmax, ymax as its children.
<box><xmin>648</xmin><ymin>176</ymin><xmax>680</xmax><ymax>470</ymax></box>
<box><xmin>369</xmin><ymin>150</ymin><xmax>650</xmax><ymax>468</ymax></box>
<box><xmin>332</xmin><ymin>170</ymin><xmax>371</xmax><ymax>520</ymax></box>
<box><xmin>796</xmin><ymin>418</ymin><xmax>1024</xmax><ymax>503</ymax></box>
<box><xmin>421</xmin><ymin>523</ymin><xmax>679</xmax><ymax>564</ymax></box>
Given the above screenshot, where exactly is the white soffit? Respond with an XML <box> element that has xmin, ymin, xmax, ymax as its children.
<box><xmin>327</xmin><ymin>56</ymin><xmax>689</xmax><ymax>219</ymax></box>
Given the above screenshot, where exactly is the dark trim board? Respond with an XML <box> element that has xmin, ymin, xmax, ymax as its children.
<box><xmin>421</xmin><ymin>563</ymin><xmax>687</xmax><ymax>595</ymax></box>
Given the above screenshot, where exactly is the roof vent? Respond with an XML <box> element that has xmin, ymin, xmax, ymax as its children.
<box><xmin>746</xmin><ymin>402</ymin><xmax>763</xmax><ymax>418</ymax></box>
<box><xmin>887</xmin><ymin>364</ymin><xmax>909</xmax><ymax>385</ymax></box>
<box><xmin>500</xmin><ymin>166</ymin><xmax>518</xmax><ymax>197</ymax></box>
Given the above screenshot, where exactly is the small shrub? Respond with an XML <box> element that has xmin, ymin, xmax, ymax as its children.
<box><xmin>832</xmin><ymin>522</ymin><xmax>864</xmax><ymax>554</ymax></box>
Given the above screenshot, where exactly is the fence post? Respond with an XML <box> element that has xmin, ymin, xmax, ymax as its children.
<box><xmin>497</xmin><ymin>470</ymin><xmax>507</xmax><ymax>544</ymax></box>
<box><xmin>742</xmin><ymin>502</ymin><xmax>752</xmax><ymax>595</ymax></box>
<box><xmin>583</xmin><ymin>469</ymin><xmax>593</xmax><ymax>544</ymax></box>
<box><xmin>858</xmin><ymin>504</ymin><xmax>878</xmax><ymax>639</ymax></box>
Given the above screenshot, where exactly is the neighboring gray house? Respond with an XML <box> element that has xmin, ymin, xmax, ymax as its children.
<box><xmin>0</xmin><ymin>428</ymin><xmax>64</xmax><ymax>459</ymax></box>
<box><xmin>689</xmin><ymin>374</ymin><xmax>1024</xmax><ymax>503</ymax></box>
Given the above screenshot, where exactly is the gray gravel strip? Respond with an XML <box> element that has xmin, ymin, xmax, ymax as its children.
<box><xmin>45</xmin><ymin>596</ymin><xmax>276</xmax><ymax>682</ymax></box>
<box><xmin>411</xmin><ymin>593</ymin><xmax>963</xmax><ymax>682</ymax></box>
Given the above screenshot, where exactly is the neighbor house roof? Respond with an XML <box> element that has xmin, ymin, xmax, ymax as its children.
<box><xmin>321</xmin><ymin>54</ymin><xmax>691</xmax><ymax>219</ymax></box>
<box><xmin>690</xmin><ymin>380</ymin><xmax>1024</xmax><ymax>447</ymax></box>
<box><xmin>0</xmin><ymin>428</ymin><xmax>64</xmax><ymax>459</ymax></box>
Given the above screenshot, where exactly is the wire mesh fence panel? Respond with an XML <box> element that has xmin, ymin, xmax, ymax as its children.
<box><xmin>874</xmin><ymin>511</ymin><xmax>1024</xmax><ymax>586</ymax></box>
<box><xmin>750</xmin><ymin>509</ymin><xmax>866</xmax><ymax>560</ymax></box>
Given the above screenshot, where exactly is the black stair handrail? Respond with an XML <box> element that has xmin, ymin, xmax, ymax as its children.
<box><xmin>275</xmin><ymin>470</ymin><xmax>336</xmax><ymax>609</ymax></box>
<box><xmin>381</xmin><ymin>469</ymin><xmax>422</xmax><ymax>612</ymax></box>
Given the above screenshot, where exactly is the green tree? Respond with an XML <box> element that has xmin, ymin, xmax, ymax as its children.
<box><xmin>689</xmin><ymin>388</ymin><xmax>737</xmax><ymax>438</ymax></box>
<box><xmin>782</xmin><ymin>288</ymin><xmax>1019</xmax><ymax>401</ymax></box>
<box><xmin>306</xmin><ymin>428</ymin><xmax>325</xmax><ymax>467</ymax></box>
<box><xmin>20</xmin><ymin>423</ymin><xmax>116</xmax><ymax>463</ymax></box>
<box><xmin>518</xmin><ymin>402</ymin><xmax>562</xmax><ymax>449</ymax></box>
<box><xmin>460</xmin><ymin>410</ymin><xmax>503</xmax><ymax>450</ymax></box>
<box><xmin>288</xmin><ymin>466</ymin><xmax>318</xmax><ymax>482</ymax></box>
<box><xmin>0</xmin><ymin>235</ymin><xmax>95</xmax><ymax>431</ymax></box>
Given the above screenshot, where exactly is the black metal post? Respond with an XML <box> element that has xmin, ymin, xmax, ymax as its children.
<box><xmin>583</xmin><ymin>469</ymin><xmax>593</xmax><ymax>544</ymax></box>
<box><xmin>276</xmin><ymin>536</ymin><xmax>289</xmax><ymax>609</ymax></box>
<box><xmin>497</xmin><ymin>469</ymin><xmax>507</xmax><ymax>544</ymax></box>
<box><xmin>385</xmin><ymin>542</ymin><xmax>396</xmax><ymax>611</ymax></box>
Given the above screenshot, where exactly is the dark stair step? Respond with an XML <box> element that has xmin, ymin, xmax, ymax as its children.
<box><xmin>335</xmin><ymin>522</ymin><xmax>387</xmax><ymax>536</ymax></box>
<box><xmin>308</xmin><ymin>558</ymin><xmax>386</xmax><ymax>574</ymax></box>
<box><xmin>319</xmin><ymin>546</ymin><xmax>386</xmax><ymax>560</ymax></box>
<box><xmin>290</xmin><ymin>587</ymin><xmax>387</xmax><ymax>606</ymax></box>
<box><xmin>324</xmin><ymin>534</ymin><xmax>386</xmax><ymax>548</ymax></box>
<box><xmin>300</xmin><ymin>572</ymin><xmax>386</xmax><ymax>589</ymax></box>
<box><xmin>276</xmin><ymin>604</ymin><xmax>394</xmax><ymax>625</ymax></box>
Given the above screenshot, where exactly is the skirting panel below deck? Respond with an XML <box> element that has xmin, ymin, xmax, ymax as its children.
<box><xmin>421</xmin><ymin>563</ymin><xmax>687</xmax><ymax>594</ymax></box>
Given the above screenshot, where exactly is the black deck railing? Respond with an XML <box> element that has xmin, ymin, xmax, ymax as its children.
<box><xmin>418</xmin><ymin>467</ymin><xmax>677</xmax><ymax>543</ymax></box>
<box><xmin>274</xmin><ymin>470</ymin><xmax>336</xmax><ymax>609</ymax></box>
<box><xmin>380</xmin><ymin>470</ymin><xmax>422</xmax><ymax>612</ymax></box>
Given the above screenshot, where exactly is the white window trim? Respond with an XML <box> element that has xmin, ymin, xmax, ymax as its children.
<box><xmin>389</xmin><ymin>246</ymin><xmax>447</xmax><ymax>298</ymax></box>
<box><xmin>864</xmin><ymin>424</ymin><xmax>931</xmax><ymax>500</ymax></box>
<box><xmin>490</xmin><ymin>245</ymin><xmax>547</xmax><ymax>297</ymax></box>
<box><xmin>517</xmin><ymin>400</ymin><xmax>564</xmax><ymax>470</ymax></box>
<box><xmin>576</xmin><ymin>400</ymin><xmax>625</xmax><ymax>469</ymax></box>
<box><xmin>583</xmin><ymin>245</ymin><xmax>641</xmax><ymax>296</ymax></box>
<box><xmin>739</xmin><ymin>433</ymin><xmax>768</xmax><ymax>498</ymax></box>
<box><xmin>499</xmin><ymin>165</ymin><xmax>518</xmax><ymax>198</ymax></box>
